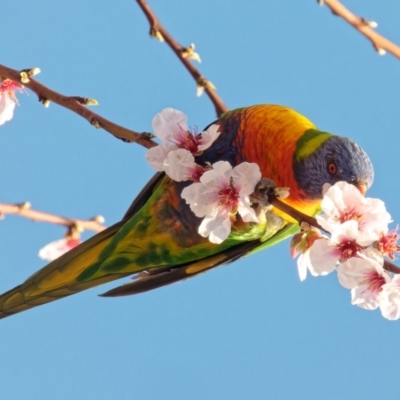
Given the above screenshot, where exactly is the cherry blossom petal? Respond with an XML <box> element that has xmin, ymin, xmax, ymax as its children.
<box><xmin>308</xmin><ymin>238</ymin><xmax>338</xmax><ymax>276</ymax></box>
<box><xmin>163</xmin><ymin>149</ymin><xmax>195</xmax><ymax>181</ymax></box>
<box><xmin>337</xmin><ymin>248</ymin><xmax>387</xmax><ymax>289</ymax></box>
<box><xmin>38</xmin><ymin>238</ymin><xmax>81</xmax><ymax>262</ymax></box>
<box><xmin>351</xmin><ymin>286</ymin><xmax>380</xmax><ymax>310</ymax></box>
<box><xmin>200</xmin><ymin>161</ymin><xmax>232</xmax><ymax>186</ymax></box>
<box><xmin>329</xmin><ymin>219</ymin><xmax>360</xmax><ymax>244</ymax></box>
<box><xmin>379</xmin><ymin>276</ymin><xmax>400</xmax><ymax>320</ymax></box>
<box><xmin>297</xmin><ymin>251</ymin><xmax>312</xmax><ymax>281</ymax></box>
<box><xmin>181</xmin><ymin>181</ymin><xmax>218</xmax><ymax>218</ymax></box>
<box><xmin>337</xmin><ymin>256</ymin><xmax>373</xmax><ymax>289</ymax></box>
<box><xmin>152</xmin><ymin>108</ymin><xmax>188</xmax><ymax>142</ymax></box>
<box><xmin>198</xmin><ymin>213</ymin><xmax>231</xmax><ymax>244</ymax></box>
<box><xmin>197</xmin><ymin>124</ymin><xmax>221</xmax><ymax>151</ymax></box>
<box><xmin>297</xmin><ymin>248</ymin><xmax>330</xmax><ymax>281</ymax></box>
<box><xmin>145</xmin><ymin>142</ymin><xmax>176</xmax><ymax>171</ymax></box>
<box><xmin>306</xmin><ymin>220</ymin><xmax>365</xmax><ymax>278</ymax></box>
<box><xmin>163</xmin><ymin>149</ymin><xmax>206</xmax><ymax>182</ymax></box>
<box><xmin>340</xmin><ymin>251</ymin><xmax>389</xmax><ymax>311</ymax></box>
<box><xmin>237</xmin><ymin>198</ymin><xmax>259</xmax><ymax>223</ymax></box>
<box><xmin>231</xmin><ymin>162</ymin><xmax>262</xmax><ymax>196</ymax></box>
<box><xmin>0</xmin><ymin>94</ymin><xmax>16</xmax><ymax>126</ymax></box>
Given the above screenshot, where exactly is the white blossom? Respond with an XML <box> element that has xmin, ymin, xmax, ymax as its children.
<box><xmin>307</xmin><ymin>221</ymin><xmax>363</xmax><ymax>277</ymax></box>
<box><xmin>145</xmin><ymin>142</ymin><xmax>176</xmax><ymax>171</ymax></box>
<box><xmin>0</xmin><ymin>94</ymin><xmax>16</xmax><ymax>125</ymax></box>
<box><xmin>379</xmin><ymin>275</ymin><xmax>400</xmax><ymax>320</ymax></box>
<box><xmin>146</xmin><ymin>108</ymin><xmax>221</xmax><ymax>174</ymax></box>
<box><xmin>316</xmin><ymin>181</ymin><xmax>391</xmax><ymax>245</ymax></box>
<box><xmin>181</xmin><ymin>161</ymin><xmax>261</xmax><ymax>244</ymax></box>
<box><xmin>297</xmin><ymin>250</ymin><xmax>318</xmax><ymax>281</ymax></box>
<box><xmin>163</xmin><ymin>149</ymin><xmax>206</xmax><ymax>182</ymax></box>
<box><xmin>152</xmin><ymin>107</ymin><xmax>188</xmax><ymax>142</ymax></box>
<box><xmin>196</xmin><ymin>124</ymin><xmax>220</xmax><ymax>151</ymax></box>
<box><xmin>337</xmin><ymin>249</ymin><xmax>390</xmax><ymax>310</ymax></box>
<box><xmin>38</xmin><ymin>238</ymin><xmax>81</xmax><ymax>262</ymax></box>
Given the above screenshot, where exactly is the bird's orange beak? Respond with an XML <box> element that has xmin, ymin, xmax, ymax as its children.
<box><xmin>355</xmin><ymin>183</ymin><xmax>367</xmax><ymax>196</ymax></box>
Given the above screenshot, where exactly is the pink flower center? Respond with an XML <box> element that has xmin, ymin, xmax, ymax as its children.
<box><xmin>337</xmin><ymin>240</ymin><xmax>363</xmax><ymax>262</ymax></box>
<box><xmin>66</xmin><ymin>238</ymin><xmax>81</xmax><ymax>250</ymax></box>
<box><xmin>377</xmin><ymin>229</ymin><xmax>400</xmax><ymax>260</ymax></box>
<box><xmin>171</xmin><ymin>125</ymin><xmax>200</xmax><ymax>154</ymax></box>
<box><xmin>217</xmin><ymin>182</ymin><xmax>239</xmax><ymax>214</ymax></box>
<box><xmin>339</xmin><ymin>207</ymin><xmax>362</xmax><ymax>223</ymax></box>
<box><xmin>188</xmin><ymin>164</ymin><xmax>207</xmax><ymax>182</ymax></box>
<box><xmin>0</xmin><ymin>79</ymin><xmax>23</xmax><ymax>94</ymax></box>
<box><xmin>0</xmin><ymin>79</ymin><xmax>24</xmax><ymax>104</ymax></box>
<box><xmin>361</xmin><ymin>270</ymin><xmax>386</xmax><ymax>298</ymax></box>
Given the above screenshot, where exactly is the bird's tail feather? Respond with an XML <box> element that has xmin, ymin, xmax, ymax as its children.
<box><xmin>0</xmin><ymin>220</ymin><xmax>128</xmax><ymax>319</ymax></box>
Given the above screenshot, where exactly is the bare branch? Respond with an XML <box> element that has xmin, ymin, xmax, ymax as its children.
<box><xmin>0</xmin><ymin>64</ymin><xmax>158</xmax><ymax>148</ymax></box>
<box><xmin>0</xmin><ymin>202</ymin><xmax>106</xmax><ymax>233</ymax></box>
<box><xmin>136</xmin><ymin>0</ymin><xmax>229</xmax><ymax>117</ymax></box>
<box><xmin>320</xmin><ymin>0</ymin><xmax>400</xmax><ymax>59</ymax></box>
<box><xmin>269</xmin><ymin>197</ymin><xmax>325</xmax><ymax>231</ymax></box>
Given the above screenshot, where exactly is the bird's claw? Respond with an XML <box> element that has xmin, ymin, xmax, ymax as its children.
<box><xmin>251</xmin><ymin>178</ymin><xmax>290</xmax><ymax>209</ymax></box>
<box><xmin>250</xmin><ymin>178</ymin><xmax>277</xmax><ymax>208</ymax></box>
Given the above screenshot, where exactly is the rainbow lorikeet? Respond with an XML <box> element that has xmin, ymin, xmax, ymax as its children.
<box><xmin>0</xmin><ymin>104</ymin><xmax>374</xmax><ymax>318</ymax></box>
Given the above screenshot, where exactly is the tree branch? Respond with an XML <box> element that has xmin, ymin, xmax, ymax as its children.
<box><xmin>0</xmin><ymin>202</ymin><xmax>106</xmax><ymax>233</ymax></box>
<box><xmin>320</xmin><ymin>0</ymin><xmax>400</xmax><ymax>59</ymax></box>
<box><xmin>136</xmin><ymin>0</ymin><xmax>229</xmax><ymax>117</ymax></box>
<box><xmin>0</xmin><ymin>64</ymin><xmax>157</xmax><ymax>148</ymax></box>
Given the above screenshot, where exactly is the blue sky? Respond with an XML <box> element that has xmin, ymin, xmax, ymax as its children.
<box><xmin>1</xmin><ymin>1</ymin><xmax>400</xmax><ymax>399</ymax></box>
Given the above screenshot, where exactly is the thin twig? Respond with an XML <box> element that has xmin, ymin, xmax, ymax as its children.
<box><xmin>0</xmin><ymin>64</ymin><xmax>157</xmax><ymax>148</ymax></box>
<box><xmin>0</xmin><ymin>202</ymin><xmax>106</xmax><ymax>233</ymax></box>
<box><xmin>320</xmin><ymin>0</ymin><xmax>400</xmax><ymax>59</ymax></box>
<box><xmin>381</xmin><ymin>261</ymin><xmax>400</xmax><ymax>274</ymax></box>
<box><xmin>136</xmin><ymin>0</ymin><xmax>229</xmax><ymax>117</ymax></box>
<box><xmin>269</xmin><ymin>197</ymin><xmax>326</xmax><ymax>232</ymax></box>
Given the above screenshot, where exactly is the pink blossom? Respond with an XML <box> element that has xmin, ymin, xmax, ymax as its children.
<box><xmin>297</xmin><ymin>251</ymin><xmax>318</xmax><ymax>282</ymax></box>
<box><xmin>379</xmin><ymin>275</ymin><xmax>400</xmax><ymax>320</ymax></box>
<box><xmin>317</xmin><ymin>181</ymin><xmax>391</xmax><ymax>245</ymax></box>
<box><xmin>0</xmin><ymin>79</ymin><xmax>24</xmax><ymax>126</ymax></box>
<box><xmin>152</xmin><ymin>109</ymin><xmax>220</xmax><ymax>153</ymax></box>
<box><xmin>163</xmin><ymin>149</ymin><xmax>207</xmax><ymax>182</ymax></box>
<box><xmin>151</xmin><ymin>108</ymin><xmax>188</xmax><ymax>142</ymax></box>
<box><xmin>146</xmin><ymin>142</ymin><xmax>176</xmax><ymax>171</ymax></box>
<box><xmin>290</xmin><ymin>228</ymin><xmax>325</xmax><ymax>281</ymax></box>
<box><xmin>376</xmin><ymin>228</ymin><xmax>400</xmax><ymax>260</ymax></box>
<box><xmin>181</xmin><ymin>161</ymin><xmax>261</xmax><ymax>244</ymax></box>
<box><xmin>146</xmin><ymin>108</ymin><xmax>220</xmax><ymax>173</ymax></box>
<box><xmin>337</xmin><ymin>249</ymin><xmax>390</xmax><ymax>310</ymax></box>
<box><xmin>38</xmin><ymin>238</ymin><xmax>81</xmax><ymax>262</ymax></box>
<box><xmin>307</xmin><ymin>221</ymin><xmax>363</xmax><ymax>277</ymax></box>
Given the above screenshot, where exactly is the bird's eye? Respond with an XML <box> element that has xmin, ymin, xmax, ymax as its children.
<box><xmin>327</xmin><ymin>162</ymin><xmax>337</xmax><ymax>175</ymax></box>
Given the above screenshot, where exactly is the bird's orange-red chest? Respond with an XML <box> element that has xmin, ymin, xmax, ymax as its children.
<box><xmin>227</xmin><ymin>105</ymin><xmax>323</xmax><ymax>218</ymax></box>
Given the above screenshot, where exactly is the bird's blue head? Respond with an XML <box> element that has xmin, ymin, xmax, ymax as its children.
<box><xmin>293</xmin><ymin>130</ymin><xmax>374</xmax><ymax>200</ymax></box>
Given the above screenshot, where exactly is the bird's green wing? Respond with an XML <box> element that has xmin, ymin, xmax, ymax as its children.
<box><xmin>100</xmin><ymin>218</ymin><xmax>299</xmax><ymax>297</ymax></box>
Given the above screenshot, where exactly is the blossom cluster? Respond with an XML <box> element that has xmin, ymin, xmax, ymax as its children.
<box><xmin>293</xmin><ymin>181</ymin><xmax>400</xmax><ymax>320</ymax></box>
<box><xmin>146</xmin><ymin>108</ymin><xmax>262</xmax><ymax>244</ymax></box>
